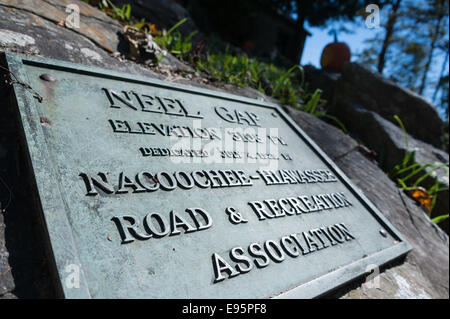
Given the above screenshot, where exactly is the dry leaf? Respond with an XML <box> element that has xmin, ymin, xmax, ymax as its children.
<box><xmin>406</xmin><ymin>187</ymin><xmax>433</xmax><ymax>215</ymax></box>
<box><xmin>149</xmin><ymin>23</ymin><xmax>159</xmax><ymax>36</ymax></box>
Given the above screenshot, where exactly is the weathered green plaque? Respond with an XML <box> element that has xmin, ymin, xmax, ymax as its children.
<box><xmin>2</xmin><ymin>52</ymin><xmax>411</xmax><ymax>298</ymax></box>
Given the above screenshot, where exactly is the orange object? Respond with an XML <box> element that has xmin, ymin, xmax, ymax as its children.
<box><xmin>406</xmin><ymin>187</ymin><xmax>433</xmax><ymax>215</ymax></box>
<box><xmin>320</xmin><ymin>33</ymin><xmax>351</xmax><ymax>73</ymax></box>
<box><xmin>149</xmin><ymin>23</ymin><xmax>159</xmax><ymax>36</ymax></box>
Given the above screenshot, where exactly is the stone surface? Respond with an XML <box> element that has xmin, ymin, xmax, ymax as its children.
<box><xmin>0</xmin><ymin>75</ymin><xmax>61</xmax><ymax>299</ymax></box>
<box><xmin>332</xmin><ymin>149</ymin><xmax>448</xmax><ymax>298</ymax></box>
<box><xmin>0</xmin><ymin>1</ymin><xmax>153</xmax><ymax>76</ymax></box>
<box><xmin>0</xmin><ymin>0</ymin><xmax>448</xmax><ymax>299</ymax></box>
<box><xmin>334</xmin><ymin>103</ymin><xmax>449</xmax><ymax>233</ymax></box>
<box><xmin>332</xmin><ymin>62</ymin><xmax>444</xmax><ymax>148</ymax></box>
<box><xmin>0</xmin><ymin>0</ymin><xmax>191</xmax><ymax>77</ymax></box>
<box><xmin>0</xmin><ymin>213</ymin><xmax>15</xmax><ymax>297</ymax></box>
<box><xmin>340</xmin><ymin>261</ymin><xmax>437</xmax><ymax>299</ymax></box>
<box><xmin>303</xmin><ymin>65</ymin><xmax>341</xmax><ymax>103</ymax></box>
<box><xmin>1</xmin><ymin>0</ymin><xmax>122</xmax><ymax>53</ymax></box>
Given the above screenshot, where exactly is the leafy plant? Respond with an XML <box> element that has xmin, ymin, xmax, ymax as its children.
<box><xmin>196</xmin><ymin>47</ymin><xmax>263</xmax><ymax>87</ymax></box>
<box><xmin>154</xmin><ymin>18</ymin><xmax>197</xmax><ymax>58</ymax></box>
<box><xmin>270</xmin><ymin>65</ymin><xmax>303</xmax><ymax>104</ymax></box>
<box><xmin>391</xmin><ymin>115</ymin><xmax>449</xmax><ymax>220</ymax></box>
<box><xmin>113</xmin><ymin>3</ymin><xmax>131</xmax><ymax>21</ymax></box>
<box><xmin>432</xmin><ymin>214</ymin><xmax>449</xmax><ymax>224</ymax></box>
<box><xmin>95</xmin><ymin>0</ymin><xmax>131</xmax><ymax>21</ymax></box>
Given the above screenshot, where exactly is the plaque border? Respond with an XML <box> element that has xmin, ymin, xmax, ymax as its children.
<box><xmin>1</xmin><ymin>52</ymin><xmax>412</xmax><ymax>299</ymax></box>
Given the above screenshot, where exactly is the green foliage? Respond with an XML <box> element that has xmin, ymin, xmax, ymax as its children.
<box><xmin>390</xmin><ymin>115</ymin><xmax>449</xmax><ymax>220</ymax></box>
<box><xmin>89</xmin><ymin>0</ymin><xmax>132</xmax><ymax>21</ymax></box>
<box><xmin>153</xmin><ymin>18</ymin><xmax>197</xmax><ymax>58</ymax></box>
<box><xmin>196</xmin><ymin>49</ymin><xmax>261</xmax><ymax>86</ymax></box>
<box><xmin>197</xmin><ymin>50</ymin><xmax>311</xmax><ymax>110</ymax></box>
<box><xmin>109</xmin><ymin>3</ymin><xmax>131</xmax><ymax>21</ymax></box>
<box><xmin>201</xmin><ymin>52</ymin><xmax>347</xmax><ymax>131</ymax></box>
<box><xmin>432</xmin><ymin>214</ymin><xmax>449</xmax><ymax>224</ymax></box>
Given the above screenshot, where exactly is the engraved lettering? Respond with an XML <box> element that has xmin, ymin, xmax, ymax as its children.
<box><xmin>230</xmin><ymin>247</ymin><xmax>253</xmax><ymax>274</ymax></box>
<box><xmin>79</xmin><ymin>172</ymin><xmax>114</xmax><ymax>196</ymax></box>
<box><xmin>212</xmin><ymin>253</ymin><xmax>240</xmax><ymax>283</ymax></box>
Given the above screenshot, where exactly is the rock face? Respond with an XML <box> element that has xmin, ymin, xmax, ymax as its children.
<box><xmin>0</xmin><ymin>78</ymin><xmax>61</xmax><ymax>298</ymax></box>
<box><xmin>335</xmin><ymin>103</ymin><xmax>449</xmax><ymax>233</ymax></box>
<box><xmin>0</xmin><ymin>0</ymin><xmax>448</xmax><ymax>299</ymax></box>
<box><xmin>305</xmin><ymin>62</ymin><xmax>449</xmax><ymax>233</ymax></box>
<box><xmin>2</xmin><ymin>0</ymin><xmax>122</xmax><ymax>52</ymax></box>
<box><xmin>303</xmin><ymin>65</ymin><xmax>341</xmax><ymax>103</ymax></box>
<box><xmin>0</xmin><ymin>0</ymin><xmax>191</xmax><ymax>77</ymax></box>
<box><xmin>0</xmin><ymin>0</ymin><xmax>155</xmax><ymax>76</ymax></box>
<box><xmin>332</xmin><ymin>62</ymin><xmax>444</xmax><ymax>149</ymax></box>
<box><xmin>0</xmin><ymin>214</ymin><xmax>14</xmax><ymax>298</ymax></box>
<box><xmin>284</xmin><ymin>108</ymin><xmax>449</xmax><ymax>298</ymax></box>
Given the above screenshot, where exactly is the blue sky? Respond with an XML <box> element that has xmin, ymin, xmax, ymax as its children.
<box><xmin>301</xmin><ymin>19</ymin><xmax>373</xmax><ymax>67</ymax></box>
<box><xmin>299</xmin><ymin>17</ymin><xmax>448</xmax><ymax>117</ymax></box>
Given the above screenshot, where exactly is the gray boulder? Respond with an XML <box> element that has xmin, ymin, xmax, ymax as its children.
<box><xmin>303</xmin><ymin>65</ymin><xmax>341</xmax><ymax>103</ymax></box>
<box><xmin>332</xmin><ymin>62</ymin><xmax>444</xmax><ymax>149</ymax></box>
<box><xmin>284</xmin><ymin>107</ymin><xmax>449</xmax><ymax>298</ymax></box>
<box><xmin>334</xmin><ymin>103</ymin><xmax>449</xmax><ymax>232</ymax></box>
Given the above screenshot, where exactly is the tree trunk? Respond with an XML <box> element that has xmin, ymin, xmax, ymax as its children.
<box><xmin>293</xmin><ymin>0</ymin><xmax>307</xmax><ymax>64</ymax></box>
<box><xmin>418</xmin><ymin>1</ymin><xmax>445</xmax><ymax>95</ymax></box>
<box><xmin>377</xmin><ymin>0</ymin><xmax>402</xmax><ymax>74</ymax></box>
<box><xmin>432</xmin><ymin>49</ymin><xmax>448</xmax><ymax>103</ymax></box>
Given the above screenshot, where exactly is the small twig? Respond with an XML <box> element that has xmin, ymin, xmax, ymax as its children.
<box><xmin>0</xmin><ymin>65</ymin><xmax>43</xmax><ymax>102</ymax></box>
